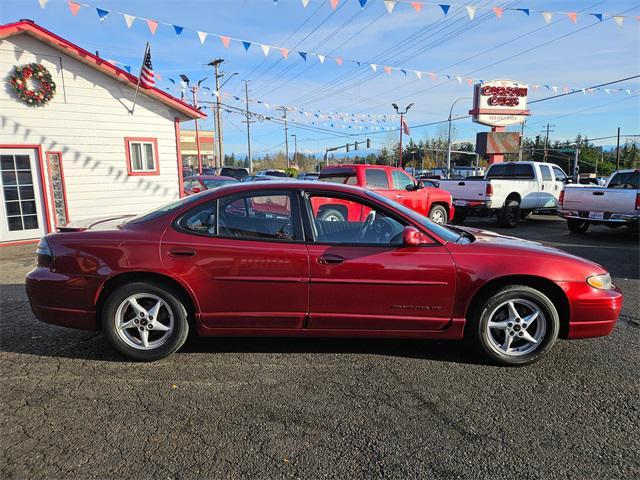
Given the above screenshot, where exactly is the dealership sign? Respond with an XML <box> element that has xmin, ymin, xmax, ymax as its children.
<box><xmin>470</xmin><ymin>79</ymin><xmax>530</xmax><ymax>127</ymax></box>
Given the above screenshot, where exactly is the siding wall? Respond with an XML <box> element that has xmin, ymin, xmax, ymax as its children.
<box><xmin>0</xmin><ymin>34</ymin><xmax>188</xmax><ymax>223</ymax></box>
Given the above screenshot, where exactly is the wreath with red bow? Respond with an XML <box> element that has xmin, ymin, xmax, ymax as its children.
<box><xmin>9</xmin><ymin>63</ymin><xmax>56</xmax><ymax>107</ymax></box>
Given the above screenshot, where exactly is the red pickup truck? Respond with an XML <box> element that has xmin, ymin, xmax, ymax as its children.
<box><xmin>317</xmin><ymin>164</ymin><xmax>455</xmax><ymax>224</ymax></box>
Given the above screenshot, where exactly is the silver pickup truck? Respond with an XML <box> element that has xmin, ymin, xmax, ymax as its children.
<box><xmin>558</xmin><ymin>169</ymin><xmax>639</xmax><ymax>233</ymax></box>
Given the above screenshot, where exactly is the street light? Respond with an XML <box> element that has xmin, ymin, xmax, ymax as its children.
<box><xmin>392</xmin><ymin>103</ymin><xmax>414</xmax><ymax>168</ymax></box>
<box><xmin>446</xmin><ymin>97</ymin><xmax>470</xmax><ymax>179</ymax></box>
<box><xmin>291</xmin><ymin>133</ymin><xmax>297</xmax><ymax>165</ymax></box>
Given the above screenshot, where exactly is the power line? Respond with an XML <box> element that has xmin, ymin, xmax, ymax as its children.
<box><xmin>529</xmin><ymin>75</ymin><xmax>640</xmax><ymax>104</ymax></box>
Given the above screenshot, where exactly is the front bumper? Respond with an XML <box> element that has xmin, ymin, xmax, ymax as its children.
<box><xmin>26</xmin><ymin>267</ymin><xmax>102</xmax><ymax>330</ymax></box>
<box><xmin>558</xmin><ymin>209</ymin><xmax>640</xmax><ymax>224</ymax></box>
<box><xmin>560</xmin><ymin>281</ymin><xmax>623</xmax><ymax>338</ymax></box>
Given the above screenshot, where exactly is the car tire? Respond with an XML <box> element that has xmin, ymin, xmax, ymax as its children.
<box><xmin>429</xmin><ymin>205</ymin><xmax>448</xmax><ymax>225</ymax></box>
<box><xmin>102</xmin><ymin>282</ymin><xmax>190</xmax><ymax>361</ymax></box>
<box><xmin>470</xmin><ymin>285</ymin><xmax>560</xmax><ymax>366</ymax></box>
<box><xmin>318</xmin><ymin>208</ymin><xmax>345</xmax><ymax>222</ymax></box>
<box><xmin>451</xmin><ymin>209</ymin><xmax>467</xmax><ymax>224</ymax></box>
<box><xmin>498</xmin><ymin>200</ymin><xmax>520</xmax><ymax>228</ymax></box>
<box><xmin>567</xmin><ymin>219</ymin><xmax>589</xmax><ymax>234</ymax></box>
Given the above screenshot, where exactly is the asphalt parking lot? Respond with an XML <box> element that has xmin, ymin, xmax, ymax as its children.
<box><xmin>1</xmin><ymin>215</ymin><xmax>638</xmax><ymax>480</ymax></box>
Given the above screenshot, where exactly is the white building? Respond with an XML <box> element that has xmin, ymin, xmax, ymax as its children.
<box><xmin>0</xmin><ymin>20</ymin><xmax>204</xmax><ymax>245</ymax></box>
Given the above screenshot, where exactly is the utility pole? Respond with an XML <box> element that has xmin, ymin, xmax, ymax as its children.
<box><xmin>518</xmin><ymin>120</ymin><xmax>526</xmax><ymax>161</ymax></box>
<box><xmin>542</xmin><ymin>123</ymin><xmax>555</xmax><ymax>163</ymax></box>
<box><xmin>280</xmin><ymin>106</ymin><xmax>289</xmax><ymax>168</ymax></box>
<box><xmin>208</xmin><ymin>59</ymin><xmax>224</xmax><ymax>169</ymax></box>
<box><xmin>243</xmin><ymin>80</ymin><xmax>254</xmax><ymax>173</ymax></box>
<box><xmin>291</xmin><ymin>134</ymin><xmax>297</xmax><ymax>165</ymax></box>
<box><xmin>191</xmin><ymin>86</ymin><xmax>202</xmax><ymax>174</ymax></box>
<box><xmin>615</xmin><ymin>126</ymin><xmax>621</xmax><ymax>170</ymax></box>
<box><xmin>446</xmin><ymin>97</ymin><xmax>469</xmax><ymax>178</ymax></box>
<box><xmin>392</xmin><ymin>103</ymin><xmax>414</xmax><ymax>170</ymax></box>
<box><xmin>573</xmin><ymin>145</ymin><xmax>580</xmax><ymax>182</ymax></box>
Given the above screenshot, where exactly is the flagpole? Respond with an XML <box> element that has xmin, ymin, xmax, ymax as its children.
<box><xmin>130</xmin><ymin>42</ymin><xmax>149</xmax><ymax>115</ymax></box>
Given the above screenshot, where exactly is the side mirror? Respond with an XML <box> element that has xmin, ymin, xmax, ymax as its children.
<box><xmin>564</xmin><ymin>178</ymin><xmax>573</xmax><ymax>184</ymax></box>
<box><xmin>192</xmin><ymin>186</ymin><xmax>202</xmax><ymax>193</ymax></box>
<box><xmin>406</xmin><ymin>181</ymin><xmax>424</xmax><ymax>191</ymax></box>
<box><xmin>402</xmin><ymin>226</ymin><xmax>433</xmax><ymax>246</ymax></box>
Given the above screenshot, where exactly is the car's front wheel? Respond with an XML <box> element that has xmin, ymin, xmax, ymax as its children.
<box><xmin>102</xmin><ymin>282</ymin><xmax>189</xmax><ymax>361</ymax></box>
<box><xmin>470</xmin><ymin>285</ymin><xmax>560</xmax><ymax>366</ymax></box>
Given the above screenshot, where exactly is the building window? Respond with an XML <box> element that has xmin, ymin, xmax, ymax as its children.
<box><xmin>125</xmin><ymin>138</ymin><xmax>159</xmax><ymax>175</ymax></box>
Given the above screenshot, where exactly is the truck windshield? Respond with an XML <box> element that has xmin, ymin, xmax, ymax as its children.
<box><xmin>486</xmin><ymin>163</ymin><xmax>534</xmax><ymax>179</ymax></box>
<box><xmin>318</xmin><ymin>168</ymin><xmax>358</xmax><ymax>185</ymax></box>
<box><xmin>364</xmin><ymin>190</ymin><xmax>462</xmax><ymax>243</ymax></box>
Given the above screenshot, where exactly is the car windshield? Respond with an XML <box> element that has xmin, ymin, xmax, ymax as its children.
<box><xmin>127</xmin><ymin>194</ymin><xmax>203</xmax><ymax>224</ymax></box>
<box><xmin>203</xmin><ymin>179</ymin><xmax>237</xmax><ymax>189</ymax></box>
<box><xmin>364</xmin><ymin>190</ymin><xmax>462</xmax><ymax>243</ymax></box>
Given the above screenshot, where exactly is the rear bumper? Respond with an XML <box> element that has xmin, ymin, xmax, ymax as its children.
<box><xmin>26</xmin><ymin>267</ymin><xmax>101</xmax><ymax>330</ymax></box>
<box><xmin>560</xmin><ymin>282</ymin><xmax>623</xmax><ymax>339</ymax></box>
<box><xmin>558</xmin><ymin>209</ymin><xmax>639</xmax><ymax>225</ymax></box>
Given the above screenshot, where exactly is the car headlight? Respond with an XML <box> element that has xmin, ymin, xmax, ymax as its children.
<box><xmin>586</xmin><ymin>273</ymin><xmax>613</xmax><ymax>290</ymax></box>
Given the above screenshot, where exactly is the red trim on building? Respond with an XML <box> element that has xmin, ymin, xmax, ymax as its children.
<box><xmin>468</xmin><ymin>108</ymin><xmax>530</xmax><ymax>115</ymax></box>
<box><xmin>0</xmin><ymin>20</ymin><xmax>205</xmax><ymax>120</ymax></box>
<box><xmin>124</xmin><ymin>138</ymin><xmax>161</xmax><ymax>176</ymax></box>
<box><xmin>175</xmin><ymin>117</ymin><xmax>185</xmax><ymax>198</ymax></box>
<box><xmin>45</xmin><ymin>151</ymin><xmax>70</xmax><ymax>226</ymax></box>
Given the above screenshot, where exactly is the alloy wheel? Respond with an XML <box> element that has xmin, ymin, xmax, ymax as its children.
<box><xmin>114</xmin><ymin>294</ymin><xmax>174</xmax><ymax>350</ymax></box>
<box><xmin>485</xmin><ymin>299</ymin><xmax>546</xmax><ymax>357</ymax></box>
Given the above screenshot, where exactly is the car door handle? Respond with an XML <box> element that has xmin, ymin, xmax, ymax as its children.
<box><xmin>593</xmin><ymin>191</ymin><xmax>605</xmax><ymax>196</ymax></box>
<box><xmin>541</xmin><ymin>185</ymin><xmax>545</xmax><ymax>190</ymax></box>
<box><xmin>458</xmin><ymin>182</ymin><xmax>466</xmax><ymax>186</ymax></box>
<box><xmin>168</xmin><ymin>249</ymin><xmax>197</xmax><ymax>257</ymax></box>
<box><xmin>317</xmin><ymin>254</ymin><xmax>344</xmax><ymax>265</ymax></box>
<box><xmin>396</xmin><ymin>195</ymin><xmax>404</xmax><ymax>199</ymax></box>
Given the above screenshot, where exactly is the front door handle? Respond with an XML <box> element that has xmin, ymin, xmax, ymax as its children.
<box><xmin>396</xmin><ymin>195</ymin><xmax>404</xmax><ymax>199</ymax></box>
<box><xmin>317</xmin><ymin>254</ymin><xmax>344</xmax><ymax>265</ymax></box>
<box><xmin>168</xmin><ymin>249</ymin><xmax>197</xmax><ymax>257</ymax></box>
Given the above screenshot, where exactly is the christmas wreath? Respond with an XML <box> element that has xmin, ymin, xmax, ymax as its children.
<box><xmin>9</xmin><ymin>63</ymin><xmax>56</xmax><ymax>107</ymax></box>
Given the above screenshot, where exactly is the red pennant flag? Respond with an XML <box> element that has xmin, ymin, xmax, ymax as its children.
<box><xmin>220</xmin><ymin>36</ymin><xmax>231</xmax><ymax>48</ymax></box>
<box><xmin>402</xmin><ymin>116</ymin><xmax>410</xmax><ymax>135</ymax></box>
<box><xmin>67</xmin><ymin>1</ymin><xmax>81</xmax><ymax>16</ymax></box>
<box><xmin>329</xmin><ymin>0</ymin><xmax>339</xmax><ymax>10</ymax></box>
<box><xmin>383</xmin><ymin>66</ymin><xmax>392</xmax><ymax>74</ymax></box>
<box><xmin>335</xmin><ymin>57</ymin><xmax>343</xmax><ymax>66</ymax></box>
<box><xmin>279</xmin><ymin>48</ymin><xmax>289</xmax><ymax>59</ymax></box>
<box><xmin>410</xmin><ymin>2</ymin><xmax>422</xmax><ymax>12</ymax></box>
<box><xmin>492</xmin><ymin>7</ymin><xmax>504</xmax><ymax>18</ymax></box>
<box><xmin>466</xmin><ymin>78</ymin><xmax>473</xmax><ymax>86</ymax></box>
<box><xmin>567</xmin><ymin>12</ymin><xmax>577</xmax><ymax>23</ymax></box>
<box><xmin>429</xmin><ymin>72</ymin><xmax>436</xmax><ymax>80</ymax></box>
<box><xmin>146</xmin><ymin>19</ymin><xmax>158</xmax><ymax>35</ymax></box>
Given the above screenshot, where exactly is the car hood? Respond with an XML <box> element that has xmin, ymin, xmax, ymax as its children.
<box><xmin>57</xmin><ymin>214</ymin><xmax>134</xmax><ymax>232</ymax></box>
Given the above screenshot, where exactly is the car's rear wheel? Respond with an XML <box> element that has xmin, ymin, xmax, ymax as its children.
<box><xmin>102</xmin><ymin>282</ymin><xmax>189</xmax><ymax>361</ymax></box>
<box><xmin>567</xmin><ymin>219</ymin><xmax>589</xmax><ymax>234</ymax></box>
<box><xmin>429</xmin><ymin>205</ymin><xmax>448</xmax><ymax>225</ymax></box>
<box><xmin>470</xmin><ymin>285</ymin><xmax>560</xmax><ymax>366</ymax></box>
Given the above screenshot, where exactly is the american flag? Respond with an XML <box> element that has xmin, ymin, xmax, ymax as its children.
<box><xmin>139</xmin><ymin>44</ymin><xmax>154</xmax><ymax>88</ymax></box>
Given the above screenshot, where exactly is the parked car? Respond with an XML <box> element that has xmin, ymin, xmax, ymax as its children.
<box><xmin>318</xmin><ymin>164</ymin><xmax>454</xmax><ymax>225</ymax></box>
<box><xmin>558</xmin><ymin>169</ymin><xmax>639</xmax><ymax>233</ymax></box>
<box><xmin>438</xmin><ymin>161</ymin><xmax>569</xmax><ymax>227</ymax></box>
<box><xmin>220</xmin><ymin>167</ymin><xmax>249</xmax><ymax>181</ymax></box>
<box><xmin>241</xmin><ymin>174</ymin><xmax>293</xmax><ymax>182</ymax></box>
<box><xmin>416</xmin><ymin>177</ymin><xmax>440</xmax><ymax>188</ymax></box>
<box><xmin>298</xmin><ymin>172</ymin><xmax>320</xmax><ymax>181</ymax></box>
<box><xmin>183</xmin><ymin>175</ymin><xmax>238</xmax><ymax>195</ymax></box>
<box><xmin>256</xmin><ymin>169</ymin><xmax>289</xmax><ymax>177</ymax></box>
<box><xmin>26</xmin><ymin>181</ymin><xmax>622</xmax><ymax>365</ymax></box>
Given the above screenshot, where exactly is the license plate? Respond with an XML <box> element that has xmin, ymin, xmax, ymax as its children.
<box><xmin>454</xmin><ymin>200</ymin><xmax>466</xmax><ymax>207</ymax></box>
<box><xmin>588</xmin><ymin>211</ymin><xmax>604</xmax><ymax>220</ymax></box>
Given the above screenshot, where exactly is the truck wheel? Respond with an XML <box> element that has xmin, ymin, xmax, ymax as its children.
<box><xmin>498</xmin><ymin>200</ymin><xmax>520</xmax><ymax>228</ymax></box>
<box><xmin>520</xmin><ymin>209</ymin><xmax>532</xmax><ymax>219</ymax></box>
<box><xmin>567</xmin><ymin>219</ymin><xmax>589</xmax><ymax>234</ymax></box>
<box><xmin>318</xmin><ymin>208</ymin><xmax>345</xmax><ymax>222</ymax></box>
<box><xmin>429</xmin><ymin>205</ymin><xmax>448</xmax><ymax>225</ymax></box>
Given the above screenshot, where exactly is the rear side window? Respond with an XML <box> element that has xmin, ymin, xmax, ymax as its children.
<box><xmin>539</xmin><ymin>165</ymin><xmax>553</xmax><ymax>181</ymax></box>
<box><xmin>608</xmin><ymin>172</ymin><xmax>639</xmax><ymax>189</ymax></box>
<box><xmin>177</xmin><ymin>201</ymin><xmax>217</xmax><ymax>236</ymax></box>
<box><xmin>487</xmin><ymin>163</ymin><xmax>534</xmax><ymax>179</ymax></box>
<box><xmin>365</xmin><ymin>169</ymin><xmax>389</xmax><ymax>189</ymax></box>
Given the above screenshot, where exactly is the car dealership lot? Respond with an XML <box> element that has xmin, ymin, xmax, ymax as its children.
<box><xmin>1</xmin><ymin>216</ymin><xmax>638</xmax><ymax>479</ymax></box>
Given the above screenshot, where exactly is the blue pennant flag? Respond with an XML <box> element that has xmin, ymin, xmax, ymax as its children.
<box><xmin>123</xmin><ymin>65</ymin><xmax>131</xmax><ymax>74</ymax></box>
<box><xmin>355</xmin><ymin>61</ymin><xmax>361</xmax><ymax>66</ymax></box>
<box><xmin>233</xmin><ymin>96</ymin><xmax>240</xmax><ymax>100</ymax></box>
<box><xmin>400</xmin><ymin>69</ymin><xmax>407</xmax><ymax>76</ymax></box>
<box><xmin>257</xmin><ymin>100</ymin><xmax>263</xmax><ymax>104</ymax></box>
<box><xmin>516</xmin><ymin>8</ymin><xmax>530</xmax><ymax>15</ymax></box>
<box><xmin>242</xmin><ymin>41</ymin><xmax>251</xmax><ymax>51</ymax></box>
<box><xmin>446</xmin><ymin>75</ymin><xmax>451</xmax><ymax>80</ymax></box>
<box><xmin>544</xmin><ymin>84</ymin><xmax>551</xmax><ymax>90</ymax></box>
<box><xmin>173</xmin><ymin>25</ymin><xmax>184</xmax><ymax>36</ymax></box>
<box><xmin>96</xmin><ymin>8</ymin><xmax>109</xmax><ymax>22</ymax></box>
<box><xmin>169</xmin><ymin>78</ymin><xmax>176</xmax><ymax>84</ymax></box>
<box><xmin>439</xmin><ymin>4</ymin><xmax>450</xmax><ymax>15</ymax></box>
<box><xmin>299</xmin><ymin>52</ymin><xmax>307</xmax><ymax>61</ymax></box>
<box><xmin>590</xmin><ymin>13</ymin><xmax>603</xmax><ymax>21</ymax></box>
<box><xmin>358</xmin><ymin>0</ymin><xmax>367</xmax><ymax>8</ymax></box>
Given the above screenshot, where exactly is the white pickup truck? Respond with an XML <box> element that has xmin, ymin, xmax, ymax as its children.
<box><xmin>558</xmin><ymin>169</ymin><xmax>639</xmax><ymax>233</ymax></box>
<box><xmin>438</xmin><ymin>161</ymin><xmax>569</xmax><ymax>227</ymax></box>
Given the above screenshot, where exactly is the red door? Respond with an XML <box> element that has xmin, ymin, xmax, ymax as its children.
<box><xmin>160</xmin><ymin>191</ymin><xmax>309</xmax><ymax>330</ymax></box>
<box><xmin>304</xmin><ymin>192</ymin><xmax>456</xmax><ymax>331</ymax></box>
<box><xmin>389</xmin><ymin>168</ymin><xmax>430</xmax><ymax>216</ymax></box>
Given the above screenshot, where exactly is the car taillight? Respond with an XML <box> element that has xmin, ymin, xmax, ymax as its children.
<box><xmin>636</xmin><ymin>192</ymin><xmax>640</xmax><ymax>210</ymax></box>
<box><xmin>559</xmin><ymin>190</ymin><xmax>565</xmax><ymax>206</ymax></box>
<box><xmin>36</xmin><ymin>237</ymin><xmax>54</xmax><ymax>268</ymax></box>
<box><xmin>485</xmin><ymin>183</ymin><xmax>493</xmax><ymax>197</ymax></box>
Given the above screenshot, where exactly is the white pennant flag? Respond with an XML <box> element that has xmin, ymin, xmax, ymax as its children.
<box><xmin>626</xmin><ymin>89</ymin><xmax>632</xmax><ymax>95</ymax></box>
<box><xmin>370</xmin><ymin>64</ymin><xmax>378</xmax><ymax>72</ymax></box>
<box><xmin>581</xmin><ymin>88</ymin><xmax>586</xmax><ymax>95</ymax></box>
<box><xmin>465</xmin><ymin>6</ymin><xmax>477</xmax><ymax>20</ymax></box>
<box><xmin>604</xmin><ymin>88</ymin><xmax>611</xmax><ymax>94</ymax></box>
<box><xmin>456</xmin><ymin>76</ymin><xmax>462</xmax><ymax>84</ymax></box>
<box><xmin>415</xmin><ymin>71</ymin><xmax>422</xmax><ymax>80</ymax></box>
<box><xmin>552</xmin><ymin>86</ymin><xmax>559</xmax><ymax>93</ymax></box>
<box><xmin>384</xmin><ymin>0</ymin><xmax>397</xmax><ymax>13</ymax></box>
<box><xmin>213</xmin><ymin>90</ymin><xmax>220</xmax><ymax>98</ymax></box>
<box><xmin>612</xmin><ymin>16</ymin><xmax>624</xmax><ymax>27</ymax></box>
<box><xmin>317</xmin><ymin>54</ymin><xmax>325</xmax><ymax>63</ymax></box>
<box><xmin>197</xmin><ymin>31</ymin><xmax>208</xmax><ymax>44</ymax></box>
<box><xmin>123</xmin><ymin>13</ymin><xmax>136</xmax><ymax>28</ymax></box>
<box><xmin>260</xmin><ymin>44</ymin><xmax>270</xmax><ymax>56</ymax></box>
<box><xmin>542</xmin><ymin>12</ymin><xmax>553</xmax><ymax>24</ymax></box>
<box><xmin>38</xmin><ymin>0</ymin><xmax>48</xmax><ymax>8</ymax></box>
<box><xmin>301</xmin><ymin>0</ymin><xmax>310</xmax><ymax>7</ymax></box>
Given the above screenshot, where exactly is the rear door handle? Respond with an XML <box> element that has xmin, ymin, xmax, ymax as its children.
<box><xmin>317</xmin><ymin>254</ymin><xmax>344</xmax><ymax>265</ymax></box>
<box><xmin>168</xmin><ymin>249</ymin><xmax>197</xmax><ymax>257</ymax></box>
<box><xmin>593</xmin><ymin>191</ymin><xmax>605</xmax><ymax>196</ymax></box>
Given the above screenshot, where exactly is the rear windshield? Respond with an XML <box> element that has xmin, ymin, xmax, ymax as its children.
<box><xmin>486</xmin><ymin>163</ymin><xmax>535</xmax><ymax>179</ymax></box>
<box><xmin>203</xmin><ymin>179</ymin><xmax>237</xmax><ymax>189</ymax></box>
<box><xmin>608</xmin><ymin>171</ymin><xmax>639</xmax><ymax>189</ymax></box>
<box><xmin>318</xmin><ymin>168</ymin><xmax>358</xmax><ymax>185</ymax></box>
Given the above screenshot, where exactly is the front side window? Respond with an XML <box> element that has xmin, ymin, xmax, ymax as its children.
<box><xmin>218</xmin><ymin>192</ymin><xmax>298</xmax><ymax>241</ymax></box>
<box><xmin>365</xmin><ymin>169</ymin><xmax>389</xmax><ymax>189</ymax></box>
<box><xmin>392</xmin><ymin>170</ymin><xmax>414</xmax><ymax>190</ymax></box>
<box><xmin>539</xmin><ymin>165</ymin><xmax>553</xmax><ymax>181</ymax></box>
<box><xmin>552</xmin><ymin>166</ymin><xmax>567</xmax><ymax>182</ymax></box>
<box><xmin>126</xmin><ymin>138</ymin><xmax>158</xmax><ymax>175</ymax></box>
<box><xmin>307</xmin><ymin>194</ymin><xmax>405</xmax><ymax>245</ymax></box>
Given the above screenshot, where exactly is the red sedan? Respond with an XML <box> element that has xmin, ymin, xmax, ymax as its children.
<box><xmin>183</xmin><ymin>175</ymin><xmax>237</xmax><ymax>195</ymax></box>
<box><xmin>26</xmin><ymin>181</ymin><xmax>622</xmax><ymax>365</ymax></box>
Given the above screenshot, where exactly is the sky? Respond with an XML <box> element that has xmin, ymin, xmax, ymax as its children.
<box><xmin>2</xmin><ymin>0</ymin><xmax>639</xmax><ymax>159</ymax></box>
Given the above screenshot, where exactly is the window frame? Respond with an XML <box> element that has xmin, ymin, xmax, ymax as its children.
<box><xmin>552</xmin><ymin>166</ymin><xmax>567</xmax><ymax>182</ymax></box>
<box><xmin>125</xmin><ymin>137</ymin><xmax>160</xmax><ymax>176</ymax></box>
